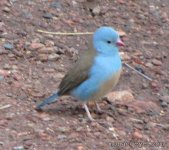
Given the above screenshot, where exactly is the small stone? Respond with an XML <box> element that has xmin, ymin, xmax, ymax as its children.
<box><xmin>38</xmin><ymin>47</ymin><xmax>54</xmax><ymax>54</ymax></box>
<box><xmin>50</xmin><ymin>1</ymin><xmax>61</xmax><ymax>9</ymax></box>
<box><xmin>129</xmin><ymin>100</ymin><xmax>161</xmax><ymax>114</ymax></box>
<box><xmin>106</xmin><ymin>90</ymin><xmax>134</xmax><ymax>103</ymax></box>
<box><xmin>0</xmin><ymin>69</ymin><xmax>10</xmax><ymax>76</ymax></box>
<box><xmin>142</xmin><ymin>82</ymin><xmax>148</xmax><ymax>89</ymax></box>
<box><xmin>43</xmin><ymin>68</ymin><xmax>55</xmax><ymax>73</ymax></box>
<box><xmin>48</xmin><ymin>54</ymin><xmax>60</xmax><ymax>61</ymax></box>
<box><xmin>13</xmin><ymin>145</ymin><xmax>25</xmax><ymax>150</ymax></box>
<box><xmin>159</xmin><ymin>96</ymin><xmax>169</xmax><ymax>103</ymax></box>
<box><xmin>29</xmin><ymin>43</ymin><xmax>44</xmax><ymax>50</ymax></box>
<box><xmin>54</xmin><ymin>73</ymin><xmax>64</xmax><ymax>79</ymax></box>
<box><xmin>39</xmin><ymin>54</ymin><xmax>48</xmax><ymax>62</ymax></box>
<box><xmin>43</xmin><ymin>13</ymin><xmax>53</xmax><ymax>19</ymax></box>
<box><xmin>44</xmin><ymin>40</ymin><xmax>55</xmax><ymax>47</ymax></box>
<box><xmin>0</xmin><ymin>76</ymin><xmax>4</xmax><ymax>81</ymax></box>
<box><xmin>31</xmin><ymin>91</ymin><xmax>45</xmax><ymax>98</ymax></box>
<box><xmin>77</xmin><ymin>145</ymin><xmax>84</xmax><ymax>150</ymax></box>
<box><xmin>3</xmin><ymin>64</ymin><xmax>11</xmax><ymax>70</ymax></box>
<box><xmin>76</xmin><ymin>127</ymin><xmax>83</xmax><ymax>132</ymax></box>
<box><xmin>132</xmin><ymin>130</ymin><xmax>143</xmax><ymax>139</ymax></box>
<box><xmin>120</xmin><ymin>52</ymin><xmax>130</xmax><ymax>61</ymax></box>
<box><xmin>145</xmin><ymin>62</ymin><xmax>154</xmax><ymax>69</ymax></box>
<box><xmin>152</xmin><ymin>59</ymin><xmax>162</xmax><ymax>66</ymax></box>
<box><xmin>3</xmin><ymin>7</ymin><xmax>10</xmax><ymax>13</ymax></box>
<box><xmin>57</xmin><ymin>134</ymin><xmax>67</xmax><ymax>140</ymax></box>
<box><xmin>57</xmin><ymin>127</ymin><xmax>69</xmax><ymax>133</ymax></box>
<box><xmin>161</xmin><ymin>101</ymin><xmax>168</xmax><ymax>108</ymax></box>
<box><xmin>92</xmin><ymin>5</ymin><xmax>101</xmax><ymax>15</ymax></box>
<box><xmin>3</xmin><ymin>43</ymin><xmax>14</xmax><ymax>50</ymax></box>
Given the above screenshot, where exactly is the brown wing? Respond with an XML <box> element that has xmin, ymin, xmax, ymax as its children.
<box><xmin>58</xmin><ymin>49</ymin><xmax>96</xmax><ymax>95</ymax></box>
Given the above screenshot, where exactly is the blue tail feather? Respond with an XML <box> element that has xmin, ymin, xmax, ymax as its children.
<box><xmin>36</xmin><ymin>92</ymin><xmax>59</xmax><ymax>110</ymax></box>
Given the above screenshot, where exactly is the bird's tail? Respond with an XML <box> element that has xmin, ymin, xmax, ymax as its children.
<box><xmin>36</xmin><ymin>92</ymin><xmax>59</xmax><ymax>110</ymax></box>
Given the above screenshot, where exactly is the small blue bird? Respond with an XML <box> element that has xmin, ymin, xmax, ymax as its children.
<box><xmin>36</xmin><ymin>26</ymin><xmax>124</xmax><ymax>121</ymax></box>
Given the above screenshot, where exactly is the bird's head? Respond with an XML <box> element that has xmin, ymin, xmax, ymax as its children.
<box><xmin>93</xmin><ymin>26</ymin><xmax>124</xmax><ymax>55</ymax></box>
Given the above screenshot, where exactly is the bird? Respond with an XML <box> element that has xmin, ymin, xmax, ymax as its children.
<box><xmin>36</xmin><ymin>26</ymin><xmax>124</xmax><ymax>121</ymax></box>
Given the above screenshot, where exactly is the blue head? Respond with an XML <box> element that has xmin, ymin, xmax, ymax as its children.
<box><xmin>93</xmin><ymin>26</ymin><xmax>124</xmax><ymax>56</ymax></box>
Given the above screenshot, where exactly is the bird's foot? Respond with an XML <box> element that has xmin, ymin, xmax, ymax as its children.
<box><xmin>95</xmin><ymin>102</ymin><xmax>104</xmax><ymax>114</ymax></box>
<box><xmin>83</xmin><ymin>103</ymin><xmax>95</xmax><ymax>121</ymax></box>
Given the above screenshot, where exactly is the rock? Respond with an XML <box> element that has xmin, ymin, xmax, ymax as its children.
<box><xmin>57</xmin><ymin>127</ymin><xmax>70</xmax><ymax>133</ymax></box>
<box><xmin>13</xmin><ymin>145</ymin><xmax>25</xmax><ymax>150</ymax></box>
<box><xmin>3</xmin><ymin>64</ymin><xmax>11</xmax><ymax>70</ymax></box>
<box><xmin>0</xmin><ymin>76</ymin><xmax>4</xmax><ymax>81</ymax></box>
<box><xmin>3</xmin><ymin>43</ymin><xmax>14</xmax><ymax>50</ymax></box>
<box><xmin>132</xmin><ymin>130</ymin><xmax>143</xmax><ymax>139</ymax></box>
<box><xmin>160</xmin><ymin>101</ymin><xmax>168</xmax><ymax>108</ymax></box>
<box><xmin>39</xmin><ymin>54</ymin><xmax>48</xmax><ymax>62</ymax></box>
<box><xmin>119</xmin><ymin>52</ymin><xmax>130</xmax><ymax>61</ymax></box>
<box><xmin>0</xmin><ymin>69</ymin><xmax>10</xmax><ymax>76</ymax></box>
<box><xmin>105</xmin><ymin>90</ymin><xmax>134</xmax><ymax>103</ymax></box>
<box><xmin>92</xmin><ymin>5</ymin><xmax>101</xmax><ymax>15</ymax></box>
<box><xmin>44</xmin><ymin>40</ymin><xmax>55</xmax><ymax>47</ymax></box>
<box><xmin>43</xmin><ymin>68</ymin><xmax>55</xmax><ymax>73</ymax></box>
<box><xmin>152</xmin><ymin>59</ymin><xmax>162</xmax><ymax>66</ymax></box>
<box><xmin>50</xmin><ymin>1</ymin><xmax>61</xmax><ymax>9</ymax></box>
<box><xmin>38</xmin><ymin>47</ymin><xmax>54</xmax><ymax>54</ymax></box>
<box><xmin>145</xmin><ymin>62</ymin><xmax>154</xmax><ymax>69</ymax></box>
<box><xmin>118</xmin><ymin>30</ymin><xmax>127</xmax><ymax>37</ymax></box>
<box><xmin>159</xmin><ymin>96</ymin><xmax>169</xmax><ymax>104</ymax></box>
<box><xmin>57</xmin><ymin>134</ymin><xmax>67</xmax><ymax>140</ymax></box>
<box><xmin>43</xmin><ymin>13</ymin><xmax>53</xmax><ymax>19</ymax></box>
<box><xmin>29</xmin><ymin>43</ymin><xmax>44</xmax><ymax>50</ymax></box>
<box><xmin>128</xmin><ymin>100</ymin><xmax>161</xmax><ymax>114</ymax></box>
<box><xmin>48</xmin><ymin>54</ymin><xmax>60</xmax><ymax>61</ymax></box>
<box><xmin>3</xmin><ymin>7</ymin><xmax>10</xmax><ymax>13</ymax></box>
<box><xmin>54</xmin><ymin>73</ymin><xmax>64</xmax><ymax>79</ymax></box>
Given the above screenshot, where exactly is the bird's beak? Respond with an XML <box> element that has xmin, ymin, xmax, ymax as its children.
<box><xmin>116</xmin><ymin>38</ymin><xmax>125</xmax><ymax>47</ymax></box>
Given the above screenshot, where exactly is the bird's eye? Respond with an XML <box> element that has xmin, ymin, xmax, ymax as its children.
<box><xmin>107</xmin><ymin>41</ymin><xmax>111</xmax><ymax>44</ymax></box>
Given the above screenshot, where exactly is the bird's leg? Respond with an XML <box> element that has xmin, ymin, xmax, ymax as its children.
<box><xmin>83</xmin><ymin>103</ymin><xmax>94</xmax><ymax>121</ymax></box>
<box><xmin>95</xmin><ymin>102</ymin><xmax>102</xmax><ymax>113</ymax></box>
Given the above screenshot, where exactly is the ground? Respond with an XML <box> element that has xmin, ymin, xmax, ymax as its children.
<box><xmin>0</xmin><ymin>0</ymin><xmax>169</xmax><ymax>150</ymax></box>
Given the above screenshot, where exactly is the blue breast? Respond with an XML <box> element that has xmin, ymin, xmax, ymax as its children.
<box><xmin>71</xmin><ymin>53</ymin><xmax>122</xmax><ymax>101</ymax></box>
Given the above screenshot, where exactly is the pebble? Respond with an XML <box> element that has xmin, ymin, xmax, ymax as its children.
<box><xmin>119</xmin><ymin>52</ymin><xmax>130</xmax><ymax>61</ymax></box>
<box><xmin>38</xmin><ymin>47</ymin><xmax>54</xmax><ymax>54</ymax></box>
<box><xmin>50</xmin><ymin>1</ymin><xmax>61</xmax><ymax>9</ymax></box>
<box><xmin>43</xmin><ymin>68</ymin><xmax>55</xmax><ymax>73</ymax></box>
<box><xmin>43</xmin><ymin>13</ymin><xmax>53</xmax><ymax>19</ymax></box>
<box><xmin>3</xmin><ymin>64</ymin><xmax>11</xmax><ymax>70</ymax></box>
<box><xmin>106</xmin><ymin>90</ymin><xmax>134</xmax><ymax>103</ymax></box>
<box><xmin>145</xmin><ymin>62</ymin><xmax>154</xmax><ymax>69</ymax></box>
<box><xmin>57</xmin><ymin>134</ymin><xmax>67</xmax><ymax>140</ymax></box>
<box><xmin>151</xmin><ymin>59</ymin><xmax>162</xmax><ymax>66</ymax></box>
<box><xmin>92</xmin><ymin>5</ymin><xmax>101</xmax><ymax>15</ymax></box>
<box><xmin>3</xmin><ymin>43</ymin><xmax>14</xmax><ymax>50</ymax></box>
<box><xmin>57</xmin><ymin>127</ymin><xmax>70</xmax><ymax>133</ymax></box>
<box><xmin>160</xmin><ymin>101</ymin><xmax>168</xmax><ymax>108</ymax></box>
<box><xmin>132</xmin><ymin>130</ymin><xmax>143</xmax><ymax>139</ymax></box>
<box><xmin>129</xmin><ymin>100</ymin><xmax>161</xmax><ymax>114</ymax></box>
<box><xmin>44</xmin><ymin>40</ymin><xmax>55</xmax><ymax>47</ymax></box>
<box><xmin>29</xmin><ymin>43</ymin><xmax>44</xmax><ymax>50</ymax></box>
<box><xmin>39</xmin><ymin>54</ymin><xmax>48</xmax><ymax>62</ymax></box>
<box><xmin>0</xmin><ymin>76</ymin><xmax>4</xmax><ymax>81</ymax></box>
<box><xmin>48</xmin><ymin>54</ymin><xmax>60</xmax><ymax>61</ymax></box>
<box><xmin>159</xmin><ymin>96</ymin><xmax>169</xmax><ymax>103</ymax></box>
<box><xmin>3</xmin><ymin>7</ymin><xmax>10</xmax><ymax>13</ymax></box>
<box><xmin>13</xmin><ymin>145</ymin><xmax>25</xmax><ymax>150</ymax></box>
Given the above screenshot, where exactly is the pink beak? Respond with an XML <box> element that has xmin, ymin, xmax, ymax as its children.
<box><xmin>116</xmin><ymin>38</ymin><xmax>125</xmax><ymax>47</ymax></box>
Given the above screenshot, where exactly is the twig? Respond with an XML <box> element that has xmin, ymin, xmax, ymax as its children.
<box><xmin>0</xmin><ymin>104</ymin><xmax>11</xmax><ymax>110</ymax></box>
<box><xmin>37</xmin><ymin>29</ymin><xmax>93</xmax><ymax>35</ymax></box>
<box><xmin>123</xmin><ymin>62</ymin><xmax>153</xmax><ymax>81</ymax></box>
